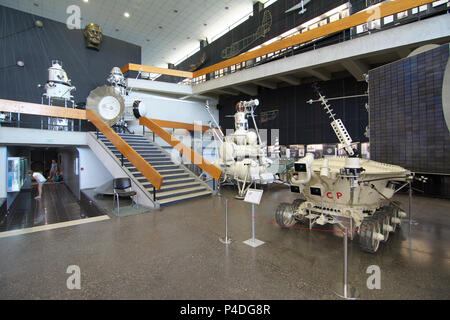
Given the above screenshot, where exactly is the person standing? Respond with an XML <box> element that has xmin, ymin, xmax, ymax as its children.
<box><xmin>48</xmin><ymin>159</ymin><xmax>58</xmax><ymax>182</ymax></box>
<box><xmin>29</xmin><ymin>170</ymin><xmax>47</xmax><ymax>200</ymax></box>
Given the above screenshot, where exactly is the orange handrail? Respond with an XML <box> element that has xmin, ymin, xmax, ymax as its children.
<box><xmin>140</xmin><ymin>117</ymin><xmax>222</xmax><ymax>181</ymax></box>
<box><xmin>149</xmin><ymin>119</ymin><xmax>211</xmax><ymax>133</ymax></box>
<box><xmin>191</xmin><ymin>0</ymin><xmax>435</xmax><ymax>78</ymax></box>
<box><xmin>0</xmin><ymin>99</ymin><xmax>87</xmax><ymax>119</ymax></box>
<box><xmin>121</xmin><ymin>63</ymin><xmax>194</xmax><ymax>79</ymax></box>
<box><xmin>86</xmin><ymin>110</ymin><xmax>164</xmax><ymax>190</ymax></box>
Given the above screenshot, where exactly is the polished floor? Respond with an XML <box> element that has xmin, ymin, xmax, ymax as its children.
<box><xmin>1</xmin><ymin>183</ymin><xmax>90</xmax><ymax>232</ymax></box>
<box><xmin>0</xmin><ymin>184</ymin><xmax>448</xmax><ymax>300</ymax></box>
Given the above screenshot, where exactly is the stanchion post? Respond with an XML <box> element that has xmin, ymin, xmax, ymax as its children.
<box><xmin>409</xmin><ymin>181</ymin><xmax>412</xmax><ymax>225</ymax></box>
<box><xmin>343</xmin><ymin>227</ymin><xmax>348</xmax><ymax>299</ymax></box>
<box><xmin>220</xmin><ymin>199</ymin><xmax>232</xmax><ymax>245</ymax></box>
<box><xmin>335</xmin><ymin>224</ymin><xmax>359</xmax><ymax>300</ymax></box>
<box><xmin>243</xmin><ymin>189</ymin><xmax>265</xmax><ymax>248</ymax></box>
<box><xmin>252</xmin><ymin>204</ymin><xmax>256</xmax><ymax>243</ymax></box>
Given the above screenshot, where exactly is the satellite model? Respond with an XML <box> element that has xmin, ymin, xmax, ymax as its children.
<box><xmin>86</xmin><ymin>67</ymin><xmax>136</xmax><ymax>133</ymax></box>
<box><xmin>41</xmin><ymin>60</ymin><xmax>76</xmax><ymax>102</ymax></box>
<box><xmin>208</xmin><ymin>99</ymin><xmax>287</xmax><ymax>199</ymax></box>
<box><xmin>275</xmin><ymin>85</ymin><xmax>413</xmax><ymax>253</ymax></box>
<box><xmin>39</xmin><ymin>60</ymin><xmax>76</xmax><ymax>130</ymax></box>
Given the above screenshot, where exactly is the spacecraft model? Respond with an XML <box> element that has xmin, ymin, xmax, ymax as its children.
<box><xmin>38</xmin><ymin>60</ymin><xmax>77</xmax><ymax>131</ymax></box>
<box><xmin>276</xmin><ymin>86</ymin><xmax>413</xmax><ymax>253</ymax></box>
<box><xmin>41</xmin><ymin>60</ymin><xmax>76</xmax><ymax>102</ymax></box>
<box><xmin>86</xmin><ymin>67</ymin><xmax>138</xmax><ymax>132</ymax></box>
<box><xmin>209</xmin><ymin>99</ymin><xmax>288</xmax><ymax>199</ymax></box>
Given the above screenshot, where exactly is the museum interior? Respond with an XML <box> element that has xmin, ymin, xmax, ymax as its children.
<box><xmin>0</xmin><ymin>0</ymin><xmax>449</xmax><ymax>301</ymax></box>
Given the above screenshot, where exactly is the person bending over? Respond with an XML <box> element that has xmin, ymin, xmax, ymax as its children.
<box><xmin>29</xmin><ymin>170</ymin><xmax>47</xmax><ymax>200</ymax></box>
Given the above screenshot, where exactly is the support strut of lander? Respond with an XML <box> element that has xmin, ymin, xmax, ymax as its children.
<box><xmin>275</xmin><ymin>85</ymin><xmax>414</xmax><ymax>253</ymax></box>
<box><xmin>207</xmin><ymin>99</ymin><xmax>291</xmax><ymax>199</ymax></box>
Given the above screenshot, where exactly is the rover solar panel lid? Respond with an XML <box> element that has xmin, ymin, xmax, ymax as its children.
<box><xmin>86</xmin><ymin>86</ymin><xmax>125</xmax><ymax>126</ymax></box>
<box><xmin>443</xmin><ymin>54</ymin><xmax>450</xmax><ymax>133</ymax></box>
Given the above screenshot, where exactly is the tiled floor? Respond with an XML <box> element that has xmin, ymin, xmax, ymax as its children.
<box><xmin>0</xmin><ymin>184</ymin><xmax>448</xmax><ymax>299</ymax></box>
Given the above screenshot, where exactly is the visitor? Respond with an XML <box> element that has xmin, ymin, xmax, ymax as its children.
<box><xmin>55</xmin><ymin>168</ymin><xmax>63</xmax><ymax>183</ymax></box>
<box><xmin>48</xmin><ymin>159</ymin><xmax>58</xmax><ymax>181</ymax></box>
<box><xmin>28</xmin><ymin>170</ymin><xmax>47</xmax><ymax>200</ymax></box>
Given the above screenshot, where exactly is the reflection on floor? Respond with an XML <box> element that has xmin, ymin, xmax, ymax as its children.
<box><xmin>2</xmin><ymin>183</ymin><xmax>100</xmax><ymax>232</ymax></box>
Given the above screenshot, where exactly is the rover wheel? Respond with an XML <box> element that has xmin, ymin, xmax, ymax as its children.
<box><xmin>375</xmin><ymin>210</ymin><xmax>392</xmax><ymax>243</ymax></box>
<box><xmin>292</xmin><ymin>199</ymin><xmax>306</xmax><ymax>210</ymax></box>
<box><xmin>292</xmin><ymin>199</ymin><xmax>307</xmax><ymax>223</ymax></box>
<box><xmin>275</xmin><ymin>203</ymin><xmax>296</xmax><ymax>228</ymax></box>
<box><xmin>359</xmin><ymin>217</ymin><xmax>383</xmax><ymax>253</ymax></box>
<box><xmin>392</xmin><ymin>201</ymin><xmax>402</xmax><ymax>231</ymax></box>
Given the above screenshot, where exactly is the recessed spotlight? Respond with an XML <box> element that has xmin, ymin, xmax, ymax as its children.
<box><xmin>173</xmin><ymin>48</ymin><xmax>176</xmax><ymax>50</ymax></box>
<box><xmin>115</xmin><ymin>28</ymin><xmax>120</xmax><ymax>32</ymax></box>
<box><xmin>203</xmin><ymin>23</ymin><xmax>207</xmax><ymax>26</ymax></box>
<box><xmin>83</xmin><ymin>0</ymin><xmax>89</xmax><ymax>3</ymax></box>
<box><xmin>187</xmin><ymin>36</ymin><xmax>190</xmax><ymax>39</ymax></box>
<box><xmin>158</xmin><ymin>26</ymin><xmax>163</xmax><ymax>29</ymax></box>
<box><xmin>173</xmin><ymin>10</ymin><xmax>178</xmax><ymax>13</ymax></box>
<box><xmin>33</xmin><ymin>3</ymin><xmax>39</xmax><ymax>7</ymax></box>
<box><xmin>146</xmin><ymin>39</ymin><xmax>150</xmax><ymax>42</ymax></box>
<box><xmin>225</xmin><ymin>6</ymin><xmax>229</xmax><ymax>10</ymax></box>
<box><xmin>124</xmin><ymin>12</ymin><xmax>130</xmax><ymax>18</ymax></box>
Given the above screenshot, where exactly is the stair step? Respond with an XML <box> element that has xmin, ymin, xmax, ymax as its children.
<box><xmin>145</xmin><ymin>181</ymin><xmax>202</xmax><ymax>192</ymax></box>
<box><xmin>127</xmin><ymin>167</ymin><xmax>185</xmax><ymax>175</ymax></box>
<box><xmin>155</xmin><ymin>186</ymin><xmax>208</xmax><ymax>201</ymax></box>
<box><xmin>152</xmin><ymin>165</ymin><xmax>181</xmax><ymax>170</ymax></box>
<box><xmin>158</xmin><ymin>190</ymin><xmax>213</xmax><ymax>206</ymax></box>
<box><xmin>138</xmin><ymin>177</ymin><xmax>196</xmax><ymax>186</ymax></box>
<box><xmin>110</xmin><ymin>147</ymin><xmax>160</xmax><ymax>151</ymax></box>
<box><xmin>132</xmin><ymin>172</ymin><xmax>190</xmax><ymax>180</ymax></box>
<box><xmin>104</xmin><ymin>142</ymin><xmax>156</xmax><ymax>148</ymax></box>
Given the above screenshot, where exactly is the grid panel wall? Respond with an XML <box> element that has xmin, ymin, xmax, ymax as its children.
<box><xmin>369</xmin><ymin>44</ymin><xmax>450</xmax><ymax>175</ymax></box>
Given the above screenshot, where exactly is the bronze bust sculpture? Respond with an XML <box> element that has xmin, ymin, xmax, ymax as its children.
<box><xmin>84</xmin><ymin>23</ymin><xmax>103</xmax><ymax>51</ymax></box>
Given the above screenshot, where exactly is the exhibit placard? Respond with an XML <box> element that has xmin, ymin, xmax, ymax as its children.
<box><xmin>244</xmin><ymin>189</ymin><xmax>264</xmax><ymax>205</ymax></box>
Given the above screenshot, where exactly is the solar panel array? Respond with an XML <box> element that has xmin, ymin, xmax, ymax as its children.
<box><xmin>369</xmin><ymin>44</ymin><xmax>450</xmax><ymax>175</ymax></box>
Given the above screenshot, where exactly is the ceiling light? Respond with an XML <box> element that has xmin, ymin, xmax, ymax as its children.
<box><xmin>83</xmin><ymin>0</ymin><xmax>89</xmax><ymax>3</ymax></box>
<box><xmin>124</xmin><ymin>12</ymin><xmax>130</xmax><ymax>18</ymax></box>
<box><xmin>17</xmin><ymin>61</ymin><xmax>25</xmax><ymax>67</ymax></box>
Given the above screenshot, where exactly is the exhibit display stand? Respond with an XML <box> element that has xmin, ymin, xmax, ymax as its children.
<box><xmin>243</xmin><ymin>189</ymin><xmax>265</xmax><ymax>248</ymax></box>
<box><xmin>334</xmin><ymin>224</ymin><xmax>360</xmax><ymax>300</ymax></box>
<box><xmin>219</xmin><ymin>199</ymin><xmax>232</xmax><ymax>245</ymax></box>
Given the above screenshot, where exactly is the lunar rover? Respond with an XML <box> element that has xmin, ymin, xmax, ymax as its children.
<box><xmin>276</xmin><ymin>87</ymin><xmax>413</xmax><ymax>253</ymax></box>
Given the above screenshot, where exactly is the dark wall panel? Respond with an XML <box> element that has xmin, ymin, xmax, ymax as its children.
<box><xmin>169</xmin><ymin>0</ymin><xmax>352</xmax><ymax>75</ymax></box>
<box><xmin>0</xmin><ymin>5</ymin><xmax>141</xmax><ymax>106</ymax></box>
<box><xmin>219</xmin><ymin>77</ymin><xmax>369</xmax><ymax>146</ymax></box>
<box><xmin>369</xmin><ymin>44</ymin><xmax>450</xmax><ymax>175</ymax></box>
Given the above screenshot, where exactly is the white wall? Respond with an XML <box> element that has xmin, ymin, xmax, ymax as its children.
<box><xmin>60</xmin><ymin>148</ymin><xmax>80</xmax><ymax>199</ymax></box>
<box><xmin>0</xmin><ymin>127</ymin><xmax>86</xmax><ymax>146</ymax></box>
<box><xmin>0</xmin><ymin>147</ymin><xmax>6</xmax><ymax>199</ymax></box>
<box><xmin>126</xmin><ymin>91</ymin><xmax>219</xmax><ymax>135</ymax></box>
<box><xmin>77</xmin><ymin>147</ymin><xmax>112</xmax><ymax>190</ymax></box>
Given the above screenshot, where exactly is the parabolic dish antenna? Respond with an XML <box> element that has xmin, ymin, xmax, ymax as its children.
<box><xmin>86</xmin><ymin>86</ymin><xmax>125</xmax><ymax>127</ymax></box>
